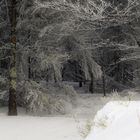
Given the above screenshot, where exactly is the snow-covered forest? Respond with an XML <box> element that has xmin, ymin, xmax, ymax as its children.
<box><xmin>0</xmin><ymin>0</ymin><xmax>140</xmax><ymax>140</ymax></box>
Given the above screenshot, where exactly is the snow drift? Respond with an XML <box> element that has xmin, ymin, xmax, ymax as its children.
<box><xmin>86</xmin><ymin>101</ymin><xmax>140</xmax><ymax>140</ymax></box>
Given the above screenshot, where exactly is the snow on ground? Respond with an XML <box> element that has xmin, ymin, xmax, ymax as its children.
<box><xmin>0</xmin><ymin>94</ymin><xmax>108</xmax><ymax>140</ymax></box>
<box><xmin>0</xmin><ymin>107</ymin><xmax>84</xmax><ymax>140</ymax></box>
<box><xmin>0</xmin><ymin>116</ymin><xmax>83</xmax><ymax>140</ymax></box>
<box><xmin>0</xmin><ymin>90</ymin><xmax>140</xmax><ymax>140</ymax></box>
<box><xmin>86</xmin><ymin>100</ymin><xmax>140</xmax><ymax>140</ymax></box>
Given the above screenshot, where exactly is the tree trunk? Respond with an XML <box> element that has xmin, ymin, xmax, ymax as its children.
<box><xmin>79</xmin><ymin>69</ymin><xmax>83</xmax><ymax>87</ymax></box>
<box><xmin>102</xmin><ymin>67</ymin><xmax>106</xmax><ymax>96</ymax></box>
<box><xmin>8</xmin><ymin>0</ymin><xmax>17</xmax><ymax>115</ymax></box>
<box><xmin>89</xmin><ymin>72</ymin><xmax>95</xmax><ymax>93</ymax></box>
<box><xmin>79</xmin><ymin>81</ymin><xmax>83</xmax><ymax>87</ymax></box>
<box><xmin>28</xmin><ymin>56</ymin><xmax>31</xmax><ymax>79</ymax></box>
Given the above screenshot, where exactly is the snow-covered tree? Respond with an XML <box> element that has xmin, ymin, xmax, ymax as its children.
<box><xmin>32</xmin><ymin>0</ymin><xmax>140</xmax><ymax>90</ymax></box>
<box><xmin>0</xmin><ymin>0</ymin><xmax>139</xmax><ymax>114</ymax></box>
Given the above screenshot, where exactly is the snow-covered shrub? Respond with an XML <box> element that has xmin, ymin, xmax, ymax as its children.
<box><xmin>62</xmin><ymin>84</ymin><xmax>77</xmax><ymax>104</ymax></box>
<box><xmin>110</xmin><ymin>90</ymin><xmax>133</xmax><ymax>102</ymax></box>
<box><xmin>0</xmin><ymin>76</ymin><xmax>9</xmax><ymax>106</ymax></box>
<box><xmin>18</xmin><ymin>81</ymin><xmax>77</xmax><ymax>114</ymax></box>
<box><xmin>18</xmin><ymin>80</ymin><xmax>49</xmax><ymax>112</ymax></box>
<box><xmin>0</xmin><ymin>90</ymin><xmax>8</xmax><ymax>106</ymax></box>
<box><xmin>44</xmin><ymin>83</ymin><xmax>78</xmax><ymax>114</ymax></box>
<box><xmin>94</xmin><ymin>115</ymin><xmax>108</xmax><ymax>129</ymax></box>
<box><xmin>47</xmin><ymin>96</ymin><xmax>72</xmax><ymax>114</ymax></box>
<box><xmin>79</xmin><ymin>119</ymin><xmax>94</xmax><ymax>138</ymax></box>
<box><xmin>0</xmin><ymin>76</ymin><xmax>8</xmax><ymax>90</ymax></box>
<box><xmin>110</xmin><ymin>90</ymin><xmax>121</xmax><ymax>99</ymax></box>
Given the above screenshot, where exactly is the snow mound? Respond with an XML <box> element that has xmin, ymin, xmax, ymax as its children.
<box><xmin>86</xmin><ymin>101</ymin><xmax>140</xmax><ymax>140</ymax></box>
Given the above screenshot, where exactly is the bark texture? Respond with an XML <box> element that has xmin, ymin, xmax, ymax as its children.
<box><xmin>8</xmin><ymin>0</ymin><xmax>17</xmax><ymax>116</ymax></box>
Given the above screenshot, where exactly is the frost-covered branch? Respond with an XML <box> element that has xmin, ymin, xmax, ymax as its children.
<box><xmin>34</xmin><ymin>0</ymin><xmax>140</xmax><ymax>27</ymax></box>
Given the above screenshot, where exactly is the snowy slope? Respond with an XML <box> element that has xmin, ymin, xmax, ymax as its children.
<box><xmin>86</xmin><ymin>101</ymin><xmax>140</xmax><ymax>140</ymax></box>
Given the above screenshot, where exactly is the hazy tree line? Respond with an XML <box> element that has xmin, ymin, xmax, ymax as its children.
<box><xmin>0</xmin><ymin>0</ymin><xmax>140</xmax><ymax>115</ymax></box>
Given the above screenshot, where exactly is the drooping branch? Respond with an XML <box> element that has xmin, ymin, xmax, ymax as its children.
<box><xmin>34</xmin><ymin>0</ymin><xmax>140</xmax><ymax>27</ymax></box>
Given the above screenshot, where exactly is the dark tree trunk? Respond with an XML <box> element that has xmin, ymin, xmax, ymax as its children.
<box><xmin>102</xmin><ymin>67</ymin><xmax>106</xmax><ymax>96</ymax></box>
<box><xmin>28</xmin><ymin>56</ymin><xmax>31</xmax><ymax>79</ymax></box>
<box><xmin>79</xmin><ymin>69</ymin><xmax>83</xmax><ymax>87</ymax></box>
<box><xmin>89</xmin><ymin>73</ymin><xmax>95</xmax><ymax>93</ymax></box>
<box><xmin>8</xmin><ymin>0</ymin><xmax>17</xmax><ymax>115</ymax></box>
<box><xmin>79</xmin><ymin>81</ymin><xmax>83</xmax><ymax>87</ymax></box>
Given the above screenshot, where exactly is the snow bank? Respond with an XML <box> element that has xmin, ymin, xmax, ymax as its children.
<box><xmin>86</xmin><ymin>101</ymin><xmax>140</xmax><ymax>140</ymax></box>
